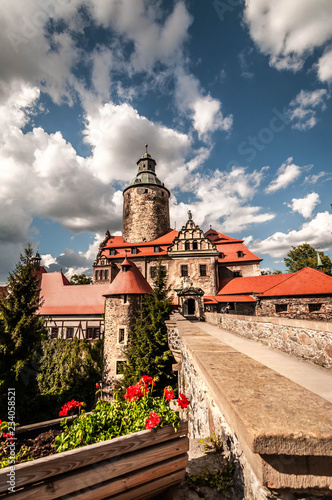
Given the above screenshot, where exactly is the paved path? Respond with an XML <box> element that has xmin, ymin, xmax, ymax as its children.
<box><xmin>191</xmin><ymin>320</ymin><xmax>332</xmax><ymax>404</ymax></box>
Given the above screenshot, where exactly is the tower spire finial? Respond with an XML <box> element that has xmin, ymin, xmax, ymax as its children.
<box><xmin>145</xmin><ymin>143</ymin><xmax>148</xmax><ymax>154</ymax></box>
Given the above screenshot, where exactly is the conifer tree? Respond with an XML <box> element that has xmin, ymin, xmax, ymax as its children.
<box><xmin>0</xmin><ymin>244</ymin><xmax>47</xmax><ymax>420</ymax></box>
<box><xmin>119</xmin><ymin>260</ymin><xmax>176</xmax><ymax>393</ymax></box>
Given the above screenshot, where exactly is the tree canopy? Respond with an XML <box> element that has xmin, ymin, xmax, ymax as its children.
<box><xmin>284</xmin><ymin>243</ymin><xmax>332</xmax><ymax>275</ymax></box>
<box><xmin>0</xmin><ymin>244</ymin><xmax>48</xmax><ymax>422</ymax></box>
<box><xmin>70</xmin><ymin>273</ymin><xmax>92</xmax><ymax>285</ymax></box>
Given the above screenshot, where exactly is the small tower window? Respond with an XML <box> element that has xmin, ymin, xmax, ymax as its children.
<box><xmin>119</xmin><ymin>328</ymin><xmax>125</xmax><ymax>343</ymax></box>
<box><xmin>116</xmin><ymin>361</ymin><xmax>126</xmax><ymax>375</ymax></box>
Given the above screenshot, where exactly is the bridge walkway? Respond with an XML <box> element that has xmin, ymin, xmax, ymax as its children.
<box><xmin>190</xmin><ymin>319</ymin><xmax>332</xmax><ymax>404</ymax></box>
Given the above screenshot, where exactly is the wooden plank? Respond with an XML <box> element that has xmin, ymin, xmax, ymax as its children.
<box><xmin>58</xmin><ymin>454</ymin><xmax>187</xmax><ymax>500</ymax></box>
<box><xmin>0</xmin><ymin>422</ymin><xmax>187</xmax><ymax>493</ymax></box>
<box><xmin>7</xmin><ymin>438</ymin><xmax>188</xmax><ymax>500</ymax></box>
<box><xmin>104</xmin><ymin>470</ymin><xmax>185</xmax><ymax>500</ymax></box>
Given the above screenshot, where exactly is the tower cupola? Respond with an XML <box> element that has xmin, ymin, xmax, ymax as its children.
<box><xmin>122</xmin><ymin>145</ymin><xmax>171</xmax><ymax>243</ymax></box>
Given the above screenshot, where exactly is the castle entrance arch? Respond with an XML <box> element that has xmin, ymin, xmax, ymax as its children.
<box><xmin>186</xmin><ymin>298</ymin><xmax>196</xmax><ymax>315</ymax></box>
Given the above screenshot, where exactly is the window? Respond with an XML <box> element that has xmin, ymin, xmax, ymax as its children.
<box><xmin>144</xmin><ymin>188</ymin><xmax>148</xmax><ymax>193</ymax></box>
<box><xmin>87</xmin><ymin>327</ymin><xmax>100</xmax><ymax>340</ymax></box>
<box><xmin>119</xmin><ymin>328</ymin><xmax>125</xmax><ymax>343</ymax></box>
<box><xmin>123</xmin><ymin>294</ymin><xmax>127</xmax><ymax>304</ymax></box>
<box><xmin>105</xmin><ymin>270</ymin><xmax>109</xmax><ymax>280</ymax></box>
<box><xmin>276</xmin><ymin>304</ymin><xmax>287</xmax><ymax>313</ymax></box>
<box><xmin>185</xmin><ymin>242</ymin><xmax>190</xmax><ymax>251</ymax></box>
<box><xmin>233</xmin><ymin>271</ymin><xmax>242</xmax><ymax>277</ymax></box>
<box><xmin>131</xmin><ymin>247</ymin><xmax>138</xmax><ymax>255</ymax></box>
<box><xmin>237</xmin><ymin>251</ymin><xmax>244</xmax><ymax>258</ymax></box>
<box><xmin>100</xmin><ymin>270</ymin><xmax>104</xmax><ymax>280</ymax></box>
<box><xmin>150</xmin><ymin>266</ymin><xmax>166</xmax><ymax>278</ymax></box>
<box><xmin>109</xmin><ymin>249</ymin><xmax>116</xmax><ymax>256</ymax></box>
<box><xmin>116</xmin><ymin>361</ymin><xmax>126</xmax><ymax>375</ymax></box>
<box><xmin>220</xmin><ymin>252</ymin><xmax>225</xmax><ymax>259</ymax></box>
<box><xmin>154</xmin><ymin>246</ymin><xmax>160</xmax><ymax>253</ymax></box>
<box><xmin>193</xmin><ymin>241</ymin><xmax>198</xmax><ymax>250</ymax></box>
<box><xmin>309</xmin><ymin>303</ymin><xmax>322</xmax><ymax>312</ymax></box>
<box><xmin>51</xmin><ymin>327</ymin><xmax>58</xmax><ymax>339</ymax></box>
<box><xmin>67</xmin><ymin>327</ymin><xmax>73</xmax><ymax>339</ymax></box>
<box><xmin>200</xmin><ymin>264</ymin><xmax>207</xmax><ymax>277</ymax></box>
<box><xmin>181</xmin><ymin>265</ymin><xmax>188</xmax><ymax>277</ymax></box>
<box><xmin>95</xmin><ymin>270</ymin><xmax>99</xmax><ymax>280</ymax></box>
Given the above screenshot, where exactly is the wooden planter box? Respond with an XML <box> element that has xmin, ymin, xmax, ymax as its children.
<box><xmin>0</xmin><ymin>421</ymin><xmax>188</xmax><ymax>500</ymax></box>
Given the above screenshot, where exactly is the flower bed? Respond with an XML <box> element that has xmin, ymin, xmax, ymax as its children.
<box><xmin>0</xmin><ymin>377</ymin><xmax>189</xmax><ymax>499</ymax></box>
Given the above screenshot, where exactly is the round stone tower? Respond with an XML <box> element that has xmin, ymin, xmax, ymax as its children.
<box><xmin>122</xmin><ymin>145</ymin><xmax>170</xmax><ymax>243</ymax></box>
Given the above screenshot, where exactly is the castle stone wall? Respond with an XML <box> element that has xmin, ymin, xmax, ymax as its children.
<box><xmin>122</xmin><ymin>185</ymin><xmax>170</xmax><ymax>243</ymax></box>
<box><xmin>205</xmin><ymin>311</ymin><xmax>332</xmax><ymax>368</ymax></box>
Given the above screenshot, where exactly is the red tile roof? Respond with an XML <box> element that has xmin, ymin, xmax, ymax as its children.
<box><xmin>101</xmin><ymin>229</ymin><xmax>178</xmax><ymax>259</ymax></box>
<box><xmin>258</xmin><ymin>267</ymin><xmax>332</xmax><ymax>297</ymax></box>
<box><xmin>205</xmin><ymin>229</ymin><xmax>261</xmax><ymax>263</ymax></box>
<box><xmin>37</xmin><ymin>272</ymin><xmax>109</xmax><ymax>315</ymax></box>
<box><xmin>217</xmin><ymin>273</ymin><xmax>293</xmax><ymax>295</ymax></box>
<box><xmin>103</xmin><ymin>258</ymin><xmax>153</xmax><ymax>296</ymax></box>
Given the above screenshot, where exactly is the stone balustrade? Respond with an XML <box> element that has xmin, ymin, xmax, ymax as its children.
<box><xmin>166</xmin><ymin>312</ymin><xmax>332</xmax><ymax>499</ymax></box>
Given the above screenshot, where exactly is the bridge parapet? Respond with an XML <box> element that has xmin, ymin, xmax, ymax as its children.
<box><xmin>166</xmin><ymin>312</ymin><xmax>332</xmax><ymax>498</ymax></box>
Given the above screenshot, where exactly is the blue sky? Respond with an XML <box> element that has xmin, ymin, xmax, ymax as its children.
<box><xmin>1</xmin><ymin>0</ymin><xmax>332</xmax><ymax>283</ymax></box>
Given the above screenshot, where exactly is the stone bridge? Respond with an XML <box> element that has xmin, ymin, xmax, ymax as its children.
<box><xmin>166</xmin><ymin>312</ymin><xmax>332</xmax><ymax>499</ymax></box>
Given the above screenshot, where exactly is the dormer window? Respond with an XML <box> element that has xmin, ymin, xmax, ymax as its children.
<box><xmin>109</xmin><ymin>249</ymin><xmax>116</xmax><ymax>256</ymax></box>
<box><xmin>220</xmin><ymin>252</ymin><xmax>225</xmax><ymax>259</ymax></box>
<box><xmin>237</xmin><ymin>251</ymin><xmax>244</xmax><ymax>258</ymax></box>
<box><xmin>154</xmin><ymin>246</ymin><xmax>160</xmax><ymax>253</ymax></box>
<box><xmin>131</xmin><ymin>247</ymin><xmax>138</xmax><ymax>255</ymax></box>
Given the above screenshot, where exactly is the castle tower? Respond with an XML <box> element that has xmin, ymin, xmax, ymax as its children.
<box><xmin>122</xmin><ymin>145</ymin><xmax>170</xmax><ymax>243</ymax></box>
<box><xmin>102</xmin><ymin>256</ymin><xmax>153</xmax><ymax>398</ymax></box>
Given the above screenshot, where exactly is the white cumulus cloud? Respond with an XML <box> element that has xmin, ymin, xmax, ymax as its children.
<box><xmin>288</xmin><ymin>192</ymin><xmax>320</xmax><ymax>218</ymax></box>
<box><xmin>243</xmin><ymin>0</ymin><xmax>332</xmax><ymax>75</ymax></box>
<box><xmin>287</xmin><ymin>89</ymin><xmax>330</xmax><ymax>131</ymax></box>
<box><xmin>249</xmin><ymin>211</ymin><xmax>332</xmax><ymax>258</ymax></box>
<box><xmin>265</xmin><ymin>158</ymin><xmax>302</xmax><ymax>193</ymax></box>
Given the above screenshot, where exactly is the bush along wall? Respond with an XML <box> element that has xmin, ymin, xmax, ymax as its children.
<box><xmin>34</xmin><ymin>338</ymin><xmax>103</xmax><ymax>421</ymax></box>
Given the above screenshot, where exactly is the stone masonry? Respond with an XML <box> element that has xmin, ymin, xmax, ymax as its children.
<box><xmin>205</xmin><ymin>311</ymin><xmax>332</xmax><ymax>368</ymax></box>
<box><xmin>122</xmin><ymin>184</ymin><xmax>170</xmax><ymax>243</ymax></box>
<box><xmin>103</xmin><ymin>294</ymin><xmax>141</xmax><ymax>398</ymax></box>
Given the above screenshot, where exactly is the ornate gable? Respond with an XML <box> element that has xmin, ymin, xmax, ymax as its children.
<box><xmin>168</xmin><ymin>211</ymin><xmax>219</xmax><ymax>257</ymax></box>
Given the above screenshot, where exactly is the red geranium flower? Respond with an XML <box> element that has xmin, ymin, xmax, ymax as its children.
<box><xmin>59</xmin><ymin>399</ymin><xmax>82</xmax><ymax>417</ymax></box>
<box><xmin>140</xmin><ymin>375</ymin><xmax>155</xmax><ymax>387</ymax></box>
<box><xmin>177</xmin><ymin>393</ymin><xmax>189</xmax><ymax>409</ymax></box>
<box><xmin>124</xmin><ymin>383</ymin><xmax>145</xmax><ymax>402</ymax></box>
<box><xmin>144</xmin><ymin>411</ymin><xmax>161</xmax><ymax>430</ymax></box>
<box><xmin>163</xmin><ymin>387</ymin><xmax>175</xmax><ymax>402</ymax></box>
<box><xmin>96</xmin><ymin>383</ymin><xmax>100</xmax><ymax>389</ymax></box>
<box><xmin>3</xmin><ymin>432</ymin><xmax>14</xmax><ymax>444</ymax></box>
